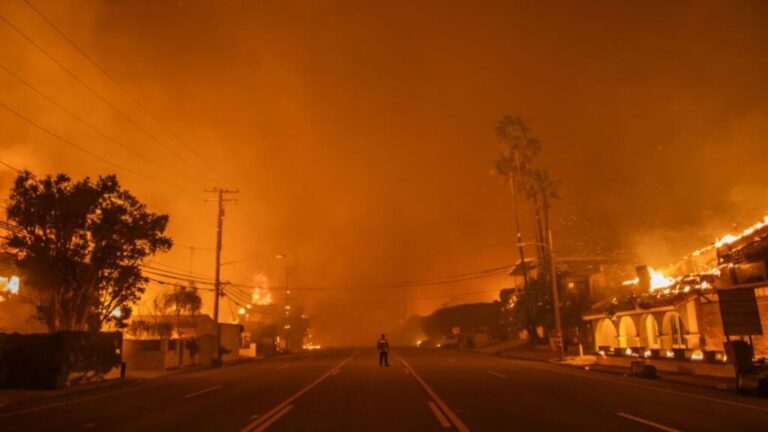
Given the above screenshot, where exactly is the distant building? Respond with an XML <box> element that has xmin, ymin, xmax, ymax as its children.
<box><xmin>124</xmin><ymin>314</ymin><xmax>243</xmax><ymax>371</ymax></box>
<box><xmin>508</xmin><ymin>256</ymin><xmax>626</xmax><ymax>298</ymax></box>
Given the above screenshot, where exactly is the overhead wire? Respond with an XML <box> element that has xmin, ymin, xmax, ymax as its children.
<box><xmin>145</xmin><ymin>261</ymin><xmax>212</xmax><ymax>279</ymax></box>
<box><xmin>146</xmin><ymin>276</ymin><xmax>214</xmax><ymax>292</ymax></box>
<box><xmin>311</xmin><ymin>288</ymin><xmax>502</xmax><ymax>307</ymax></box>
<box><xmin>0</xmin><ymin>15</ymin><xmax>205</xmax><ymax>183</ymax></box>
<box><xmin>21</xmin><ymin>0</ymin><xmax>227</xmax><ymax>183</ymax></box>
<box><xmin>0</xmin><ymin>62</ymin><xmax>162</xmax><ymax>168</ymax></box>
<box><xmin>222</xmin><ymin>263</ymin><xmax>511</xmax><ymax>292</ymax></box>
<box><xmin>141</xmin><ymin>268</ymin><xmax>216</xmax><ymax>285</ymax></box>
<box><xmin>0</xmin><ymin>159</ymin><xmax>21</xmax><ymax>172</ymax></box>
<box><xmin>0</xmin><ymin>101</ymin><xmax>197</xmax><ymax>190</ymax></box>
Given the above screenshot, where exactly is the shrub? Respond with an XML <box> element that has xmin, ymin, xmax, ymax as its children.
<box><xmin>0</xmin><ymin>331</ymin><xmax>122</xmax><ymax>389</ymax></box>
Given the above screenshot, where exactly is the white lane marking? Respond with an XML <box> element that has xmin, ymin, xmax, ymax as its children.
<box><xmin>493</xmin><ymin>358</ymin><xmax>768</xmax><ymax>414</ymax></box>
<box><xmin>184</xmin><ymin>385</ymin><xmax>223</xmax><ymax>398</ymax></box>
<box><xmin>252</xmin><ymin>405</ymin><xmax>293</xmax><ymax>432</ymax></box>
<box><xmin>428</xmin><ymin>401</ymin><xmax>452</xmax><ymax>428</ymax></box>
<box><xmin>616</xmin><ymin>412</ymin><xmax>682</xmax><ymax>432</ymax></box>
<box><xmin>331</xmin><ymin>369</ymin><xmax>339</xmax><ymax>376</ymax></box>
<box><xmin>400</xmin><ymin>359</ymin><xmax>470</xmax><ymax>432</ymax></box>
<box><xmin>404</xmin><ymin>367</ymin><xmax>411</xmax><ymax>375</ymax></box>
<box><xmin>487</xmin><ymin>371</ymin><xmax>507</xmax><ymax>379</ymax></box>
<box><xmin>250</xmin><ymin>414</ymin><xmax>260</xmax><ymax>420</ymax></box>
<box><xmin>239</xmin><ymin>353</ymin><xmax>355</xmax><ymax>432</ymax></box>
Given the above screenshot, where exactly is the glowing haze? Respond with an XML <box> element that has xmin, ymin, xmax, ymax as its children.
<box><xmin>1</xmin><ymin>0</ymin><xmax>768</xmax><ymax>345</ymax></box>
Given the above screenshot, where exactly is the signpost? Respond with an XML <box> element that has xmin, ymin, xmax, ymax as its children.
<box><xmin>717</xmin><ymin>285</ymin><xmax>764</xmax><ymax>391</ymax></box>
<box><xmin>718</xmin><ymin>287</ymin><xmax>763</xmax><ymax>336</ymax></box>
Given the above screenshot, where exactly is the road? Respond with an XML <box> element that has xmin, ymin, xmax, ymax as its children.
<box><xmin>1</xmin><ymin>347</ymin><xmax>767</xmax><ymax>431</ymax></box>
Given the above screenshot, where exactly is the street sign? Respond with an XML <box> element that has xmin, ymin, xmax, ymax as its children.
<box><xmin>718</xmin><ymin>287</ymin><xmax>763</xmax><ymax>336</ymax></box>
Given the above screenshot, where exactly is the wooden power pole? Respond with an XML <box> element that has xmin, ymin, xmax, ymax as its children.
<box><xmin>205</xmin><ymin>187</ymin><xmax>238</xmax><ymax>366</ymax></box>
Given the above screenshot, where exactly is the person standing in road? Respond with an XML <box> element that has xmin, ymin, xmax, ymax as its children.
<box><xmin>377</xmin><ymin>333</ymin><xmax>390</xmax><ymax>367</ymax></box>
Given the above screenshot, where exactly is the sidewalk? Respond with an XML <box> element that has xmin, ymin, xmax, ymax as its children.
<box><xmin>469</xmin><ymin>345</ymin><xmax>737</xmax><ymax>392</ymax></box>
<box><xmin>0</xmin><ymin>377</ymin><xmax>132</xmax><ymax>408</ymax></box>
<box><xmin>0</xmin><ymin>356</ymin><xmax>257</xmax><ymax>409</ymax></box>
<box><xmin>583</xmin><ymin>362</ymin><xmax>735</xmax><ymax>390</ymax></box>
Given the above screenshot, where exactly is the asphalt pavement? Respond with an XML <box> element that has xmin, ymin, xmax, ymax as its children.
<box><xmin>1</xmin><ymin>347</ymin><xmax>767</xmax><ymax>431</ymax></box>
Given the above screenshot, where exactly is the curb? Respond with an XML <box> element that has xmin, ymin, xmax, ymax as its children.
<box><xmin>467</xmin><ymin>348</ymin><xmax>736</xmax><ymax>392</ymax></box>
<box><xmin>0</xmin><ymin>357</ymin><xmax>259</xmax><ymax>409</ymax></box>
<box><xmin>0</xmin><ymin>377</ymin><xmax>135</xmax><ymax>409</ymax></box>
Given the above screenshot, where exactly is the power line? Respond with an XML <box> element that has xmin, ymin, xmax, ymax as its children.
<box><xmin>391</xmin><ymin>264</ymin><xmax>511</xmax><ymax>286</ymax></box>
<box><xmin>145</xmin><ymin>261</ymin><xmax>212</xmax><ymax>279</ymax></box>
<box><xmin>223</xmin><ymin>264</ymin><xmax>511</xmax><ymax>292</ymax></box>
<box><xmin>146</xmin><ymin>276</ymin><xmax>214</xmax><ymax>292</ymax></box>
<box><xmin>0</xmin><ymin>100</ymin><xmax>197</xmax><ymax>190</ymax></box>
<box><xmin>0</xmin><ymin>159</ymin><xmax>20</xmax><ymax>172</ymax></box>
<box><xmin>0</xmin><ymin>62</ymin><xmax>161</xmax><ymax>168</ymax></box>
<box><xmin>311</xmin><ymin>288</ymin><xmax>501</xmax><ymax>307</ymax></box>
<box><xmin>222</xmin><ymin>293</ymin><xmax>284</xmax><ymax>317</ymax></box>
<box><xmin>0</xmin><ymin>15</ymin><xmax>202</xmax><ymax>179</ymax></box>
<box><xmin>173</xmin><ymin>243</ymin><xmax>217</xmax><ymax>252</ymax></box>
<box><xmin>21</xmin><ymin>0</ymin><xmax>226</xmax><ymax>183</ymax></box>
<box><xmin>141</xmin><ymin>268</ymin><xmax>216</xmax><ymax>285</ymax></box>
<box><xmin>222</xmin><ymin>287</ymin><xmax>255</xmax><ymax>306</ymax></box>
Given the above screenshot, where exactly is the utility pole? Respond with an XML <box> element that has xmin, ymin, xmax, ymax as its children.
<box><xmin>547</xmin><ymin>228</ymin><xmax>565</xmax><ymax>361</ymax></box>
<box><xmin>205</xmin><ymin>187</ymin><xmax>238</xmax><ymax>367</ymax></box>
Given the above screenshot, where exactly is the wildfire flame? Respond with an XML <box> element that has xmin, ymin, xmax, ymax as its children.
<box><xmin>0</xmin><ymin>275</ymin><xmax>20</xmax><ymax>302</ymax></box>
<box><xmin>714</xmin><ymin>216</ymin><xmax>768</xmax><ymax>248</ymax></box>
<box><xmin>622</xmin><ymin>267</ymin><xmax>675</xmax><ymax>292</ymax></box>
<box><xmin>251</xmin><ymin>273</ymin><xmax>273</xmax><ymax>306</ymax></box>
<box><xmin>649</xmin><ymin>268</ymin><xmax>675</xmax><ymax>291</ymax></box>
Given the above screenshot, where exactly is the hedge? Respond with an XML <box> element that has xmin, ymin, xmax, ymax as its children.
<box><xmin>0</xmin><ymin>331</ymin><xmax>122</xmax><ymax>389</ymax></box>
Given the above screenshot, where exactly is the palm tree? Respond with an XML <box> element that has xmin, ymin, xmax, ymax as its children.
<box><xmin>494</xmin><ymin>115</ymin><xmax>541</xmax><ymax>290</ymax></box>
<box><xmin>527</xmin><ymin>167</ymin><xmax>560</xmax><ymax>283</ymax></box>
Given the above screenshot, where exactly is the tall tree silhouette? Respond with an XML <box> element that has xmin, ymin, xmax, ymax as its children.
<box><xmin>5</xmin><ymin>171</ymin><xmax>172</xmax><ymax>331</ymax></box>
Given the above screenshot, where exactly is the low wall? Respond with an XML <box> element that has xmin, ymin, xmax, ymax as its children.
<box><xmin>597</xmin><ymin>355</ymin><xmax>735</xmax><ymax>378</ymax></box>
<box><xmin>123</xmin><ymin>339</ymin><xmax>165</xmax><ymax>371</ymax></box>
<box><xmin>0</xmin><ymin>331</ymin><xmax>122</xmax><ymax>389</ymax></box>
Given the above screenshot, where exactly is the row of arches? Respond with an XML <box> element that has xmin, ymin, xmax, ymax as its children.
<box><xmin>595</xmin><ymin>312</ymin><xmax>686</xmax><ymax>351</ymax></box>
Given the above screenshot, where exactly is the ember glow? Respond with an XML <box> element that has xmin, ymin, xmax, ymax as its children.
<box><xmin>250</xmin><ymin>273</ymin><xmax>273</xmax><ymax>306</ymax></box>
<box><xmin>714</xmin><ymin>215</ymin><xmax>768</xmax><ymax>247</ymax></box>
<box><xmin>0</xmin><ymin>275</ymin><xmax>19</xmax><ymax>302</ymax></box>
<box><xmin>622</xmin><ymin>268</ymin><xmax>675</xmax><ymax>292</ymax></box>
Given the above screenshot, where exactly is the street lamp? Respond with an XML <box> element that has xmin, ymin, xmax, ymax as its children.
<box><xmin>517</xmin><ymin>231</ymin><xmax>565</xmax><ymax>361</ymax></box>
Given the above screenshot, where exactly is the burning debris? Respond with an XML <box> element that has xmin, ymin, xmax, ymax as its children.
<box><xmin>620</xmin><ymin>214</ymin><xmax>768</xmax><ymax>297</ymax></box>
<box><xmin>250</xmin><ymin>273</ymin><xmax>273</xmax><ymax>306</ymax></box>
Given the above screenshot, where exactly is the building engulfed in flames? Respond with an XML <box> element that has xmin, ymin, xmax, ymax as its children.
<box><xmin>585</xmin><ymin>215</ymin><xmax>768</xmax><ymax>362</ymax></box>
<box><xmin>620</xmin><ymin>215</ymin><xmax>768</xmax><ymax>295</ymax></box>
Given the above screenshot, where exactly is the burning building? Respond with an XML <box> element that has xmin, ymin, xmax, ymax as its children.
<box><xmin>584</xmin><ymin>215</ymin><xmax>768</xmax><ymax>364</ymax></box>
<box><xmin>0</xmin><ymin>252</ymin><xmax>45</xmax><ymax>333</ymax></box>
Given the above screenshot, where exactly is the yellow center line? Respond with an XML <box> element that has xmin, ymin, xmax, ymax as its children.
<box><xmin>400</xmin><ymin>358</ymin><xmax>470</xmax><ymax>432</ymax></box>
<box><xmin>251</xmin><ymin>405</ymin><xmax>293</xmax><ymax>432</ymax></box>
<box><xmin>616</xmin><ymin>412</ymin><xmax>682</xmax><ymax>432</ymax></box>
<box><xmin>428</xmin><ymin>401</ymin><xmax>452</xmax><ymax>428</ymax></box>
<box><xmin>239</xmin><ymin>352</ymin><xmax>356</xmax><ymax>432</ymax></box>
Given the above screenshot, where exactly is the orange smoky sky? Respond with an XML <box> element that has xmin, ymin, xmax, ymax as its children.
<box><xmin>1</xmin><ymin>0</ymin><xmax>768</xmax><ymax>344</ymax></box>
